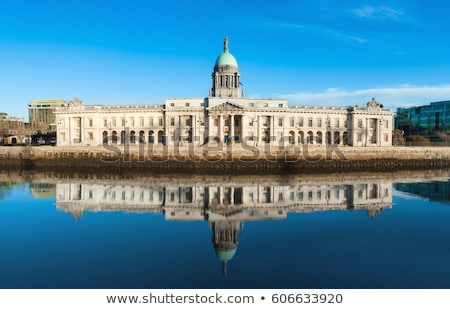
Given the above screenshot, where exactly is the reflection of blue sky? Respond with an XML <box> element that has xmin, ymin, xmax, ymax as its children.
<box><xmin>2</xmin><ymin>183</ymin><xmax>450</xmax><ymax>288</ymax></box>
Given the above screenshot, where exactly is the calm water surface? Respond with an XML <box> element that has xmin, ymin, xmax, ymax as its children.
<box><xmin>1</xmin><ymin>171</ymin><xmax>450</xmax><ymax>288</ymax></box>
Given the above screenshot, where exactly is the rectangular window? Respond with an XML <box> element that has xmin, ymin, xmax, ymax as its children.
<box><xmin>299</xmin><ymin>118</ymin><xmax>303</xmax><ymax>126</ymax></box>
<box><xmin>317</xmin><ymin>119</ymin><xmax>322</xmax><ymax>127</ymax></box>
<box><xmin>214</xmin><ymin>119</ymin><xmax>218</xmax><ymax>126</ymax></box>
<box><xmin>358</xmin><ymin>120</ymin><xmax>363</xmax><ymax>128</ymax></box>
<box><xmin>170</xmin><ymin>103</ymin><xmax>175</xmax><ymax>107</ymax></box>
<box><xmin>358</xmin><ymin>190</ymin><xmax>363</xmax><ymax>198</ymax></box>
<box><xmin>335</xmin><ymin>119</ymin><xmax>340</xmax><ymax>128</ymax></box>
<box><xmin>185</xmin><ymin>102</ymin><xmax>190</xmax><ymax>107</ymax></box>
<box><xmin>88</xmin><ymin>132</ymin><xmax>93</xmax><ymax>140</ymax></box>
<box><xmin>170</xmin><ymin>118</ymin><xmax>175</xmax><ymax>126</ymax></box>
<box><xmin>140</xmin><ymin>118</ymin><xmax>144</xmax><ymax>127</ymax></box>
<box><xmin>384</xmin><ymin>133</ymin><xmax>388</xmax><ymax>142</ymax></box>
<box><xmin>357</xmin><ymin>133</ymin><xmax>362</xmax><ymax>142</ymax></box>
<box><xmin>278</xmin><ymin>103</ymin><xmax>283</xmax><ymax>108</ymax></box>
<box><xmin>249</xmin><ymin>103</ymin><xmax>254</xmax><ymax>107</ymax></box>
<box><xmin>308</xmin><ymin>119</ymin><xmax>313</xmax><ymax>127</ymax></box>
<box><xmin>121</xmin><ymin>118</ymin><xmax>125</xmax><ymax>126</ymax></box>
<box><xmin>385</xmin><ymin>120</ymin><xmax>389</xmax><ymax>129</ymax></box>
<box><xmin>249</xmin><ymin>121</ymin><xmax>253</xmax><ymax>127</ymax></box>
<box><xmin>130</xmin><ymin>118</ymin><xmax>135</xmax><ymax>126</ymax></box>
<box><xmin>290</xmin><ymin>117</ymin><xmax>294</xmax><ymax>127</ymax></box>
<box><xmin>112</xmin><ymin>118</ymin><xmax>116</xmax><ymax>127</ymax></box>
<box><xmin>103</xmin><ymin>119</ymin><xmax>107</xmax><ymax>127</ymax></box>
<box><xmin>149</xmin><ymin>118</ymin><xmax>153</xmax><ymax>126</ymax></box>
<box><xmin>278</xmin><ymin>118</ymin><xmax>283</xmax><ymax>126</ymax></box>
<box><xmin>264</xmin><ymin>103</ymin><xmax>268</xmax><ymax>107</ymax></box>
<box><xmin>186</xmin><ymin>118</ymin><xmax>191</xmax><ymax>126</ymax></box>
<box><xmin>88</xmin><ymin>119</ymin><xmax>93</xmax><ymax>127</ymax></box>
<box><xmin>159</xmin><ymin>118</ymin><xmax>163</xmax><ymax>126</ymax></box>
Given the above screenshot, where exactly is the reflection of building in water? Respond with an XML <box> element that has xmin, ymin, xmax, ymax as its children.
<box><xmin>29</xmin><ymin>182</ymin><xmax>56</xmax><ymax>199</ymax></box>
<box><xmin>395</xmin><ymin>181</ymin><xmax>450</xmax><ymax>205</ymax></box>
<box><xmin>54</xmin><ymin>179</ymin><xmax>392</xmax><ymax>275</ymax></box>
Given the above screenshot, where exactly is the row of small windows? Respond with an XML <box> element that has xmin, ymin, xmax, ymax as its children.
<box><xmin>76</xmin><ymin>186</ymin><xmax>389</xmax><ymax>203</ymax></box>
<box><xmin>87</xmin><ymin>117</ymin><xmax>388</xmax><ymax>130</ymax></box>
<box><xmin>169</xmin><ymin>102</ymin><xmax>205</xmax><ymax>107</ymax></box>
<box><xmin>100</xmin><ymin>118</ymin><xmax>163</xmax><ymax>128</ymax></box>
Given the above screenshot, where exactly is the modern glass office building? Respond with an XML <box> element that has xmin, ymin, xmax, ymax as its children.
<box><xmin>396</xmin><ymin>100</ymin><xmax>450</xmax><ymax>139</ymax></box>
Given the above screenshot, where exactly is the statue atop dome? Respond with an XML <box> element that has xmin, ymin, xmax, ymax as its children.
<box><xmin>224</xmin><ymin>36</ymin><xmax>229</xmax><ymax>53</ymax></box>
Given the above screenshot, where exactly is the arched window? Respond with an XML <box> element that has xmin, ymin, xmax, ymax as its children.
<box><xmin>343</xmin><ymin>132</ymin><xmax>348</xmax><ymax>145</ymax></box>
<box><xmin>149</xmin><ymin>130</ymin><xmax>154</xmax><ymax>144</ymax></box>
<box><xmin>298</xmin><ymin>131</ymin><xmax>304</xmax><ymax>144</ymax></box>
<box><xmin>289</xmin><ymin>131</ymin><xmax>295</xmax><ymax>144</ymax></box>
<box><xmin>326</xmin><ymin>131</ymin><xmax>332</xmax><ymax>144</ymax></box>
<box><xmin>112</xmin><ymin>131</ymin><xmax>118</xmax><ymax>144</ymax></box>
<box><xmin>158</xmin><ymin>130</ymin><xmax>164</xmax><ymax>144</ymax></box>
<box><xmin>316</xmin><ymin>131</ymin><xmax>322</xmax><ymax>144</ymax></box>
<box><xmin>334</xmin><ymin>132</ymin><xmax>340</xmax><ymax>144</ymax></box>
<box><xmin>307</xmin><ymin>131</ymin><xmax>313</xmax><ymax>144</ymax></box>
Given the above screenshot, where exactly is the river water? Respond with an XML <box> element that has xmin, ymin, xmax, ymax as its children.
<box><xmin>1</xmin><ymin>170</ymin><xmax>450</xmax><ymax>288</ymax></box>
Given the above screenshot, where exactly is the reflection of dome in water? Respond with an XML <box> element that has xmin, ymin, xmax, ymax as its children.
<box><xmin>216</xmin><ymin>248</ymin><xmax>237</xmax><ymax>262</ymax></box>
<box><xmin>210</xmin><ymin>220</ymin><xmax>242</xmax><ymax>277</ymax></box>
<box><xmin>215</xmin><ymin>246</ymin><xmax>238</xmax><ymax>277</ymax></box>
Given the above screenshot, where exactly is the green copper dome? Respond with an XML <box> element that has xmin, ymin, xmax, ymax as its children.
<box><xmin>215</xmin><ymin>36</ymin><xmax>238</xmax><ymax>67</ymax></box>
<box><xmin>215</xmin><ymin>52</ymin><xmax>238</xmax><ymax>67</ymax></box>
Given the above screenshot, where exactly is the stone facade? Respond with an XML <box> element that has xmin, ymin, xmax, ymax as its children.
<box><xmin>55</xmin><ymin>38</ymin><xmax>393</xmax><ymax>148</ymax></box>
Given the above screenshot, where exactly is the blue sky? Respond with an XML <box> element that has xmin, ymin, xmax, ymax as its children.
<box><xmin>1</xmin><ymin>0</ymin><xmax>450</xmax><ymax>119</ymax></box>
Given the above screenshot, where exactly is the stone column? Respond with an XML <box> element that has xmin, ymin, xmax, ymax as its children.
<box><xmin>365</xmin><ymin>118</ymin><xmax>369</xmax><ymax>146</ymax></box>
<box><xmin>219</xmin><ymin>114</ymin><xmax>223</xmax><ymax>144</ymax></box>
<box><xmin>256</xmin><ymin>115</ymin><xmax>260</xmax><ymax>147</ymax></box>
<box><xmin>68</xmin><ymin>117</ymin><xmax>72</xmax><ymax>146</ymax></box>
<box><xmin>270</xmin><ymin>116</ymin><xmax>275</xmax><ymax>145</ymax></box>
<box><xmin>208</xmin><ymin>114</ymin><xmax>213</xmax><ymax>139</ymax></box>
<box><xmin>192</xmin><ymin>115</ymin><xmax>196</xmax><ymax>145</ymax></box>
<box><xmin>230</xmin><ymin>114</ymin><xmax>235</xmax><ymax>143</ymax></box>
<box><xmin>241</xmin><ymin>114</ymin><xmax>246</xmax><ymax>142</ymax></box>
<box><xmin>80</xmin><ymin>117</ymin><xmax>84</xmax><ymax>144</ymax></box>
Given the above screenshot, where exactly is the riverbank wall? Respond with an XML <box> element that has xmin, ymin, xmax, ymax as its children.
<box><xmin>1</xmin><ymin>145</ymin><xmax>449</xmax><ymax>174</ymax></box>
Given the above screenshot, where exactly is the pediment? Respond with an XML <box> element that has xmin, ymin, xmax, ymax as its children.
<box><xmin>208</xmin><ymin>101</ymin><xmax>245</xmax><ymax>112</ymax></box>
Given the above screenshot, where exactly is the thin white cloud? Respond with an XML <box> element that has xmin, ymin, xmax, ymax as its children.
<box><xmin>283</xmin><ymin>22</ymin><xmax>367</xmax><ymax>44</ymax></box>
<box><xmin>279</xmin><ymin>85</ymin><xmax>450</xmax><ymax>110</ymax></box>
<box><xmin>352</xmin><ymin>6</ymin><xmax>405</xmax><ymax>21</ymax></box>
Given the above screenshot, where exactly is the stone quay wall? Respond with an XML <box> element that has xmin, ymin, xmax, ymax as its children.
<box><xmin>0</xmin><ymin>145</ymin><xmax>449</xmax><ymax>175</ymax></box>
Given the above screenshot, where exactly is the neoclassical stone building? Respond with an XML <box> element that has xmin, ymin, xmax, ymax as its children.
<box><xmin>55</xmin><ymin>38</ymin><xmax>393</xmax><ymax>148</ymax></box>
